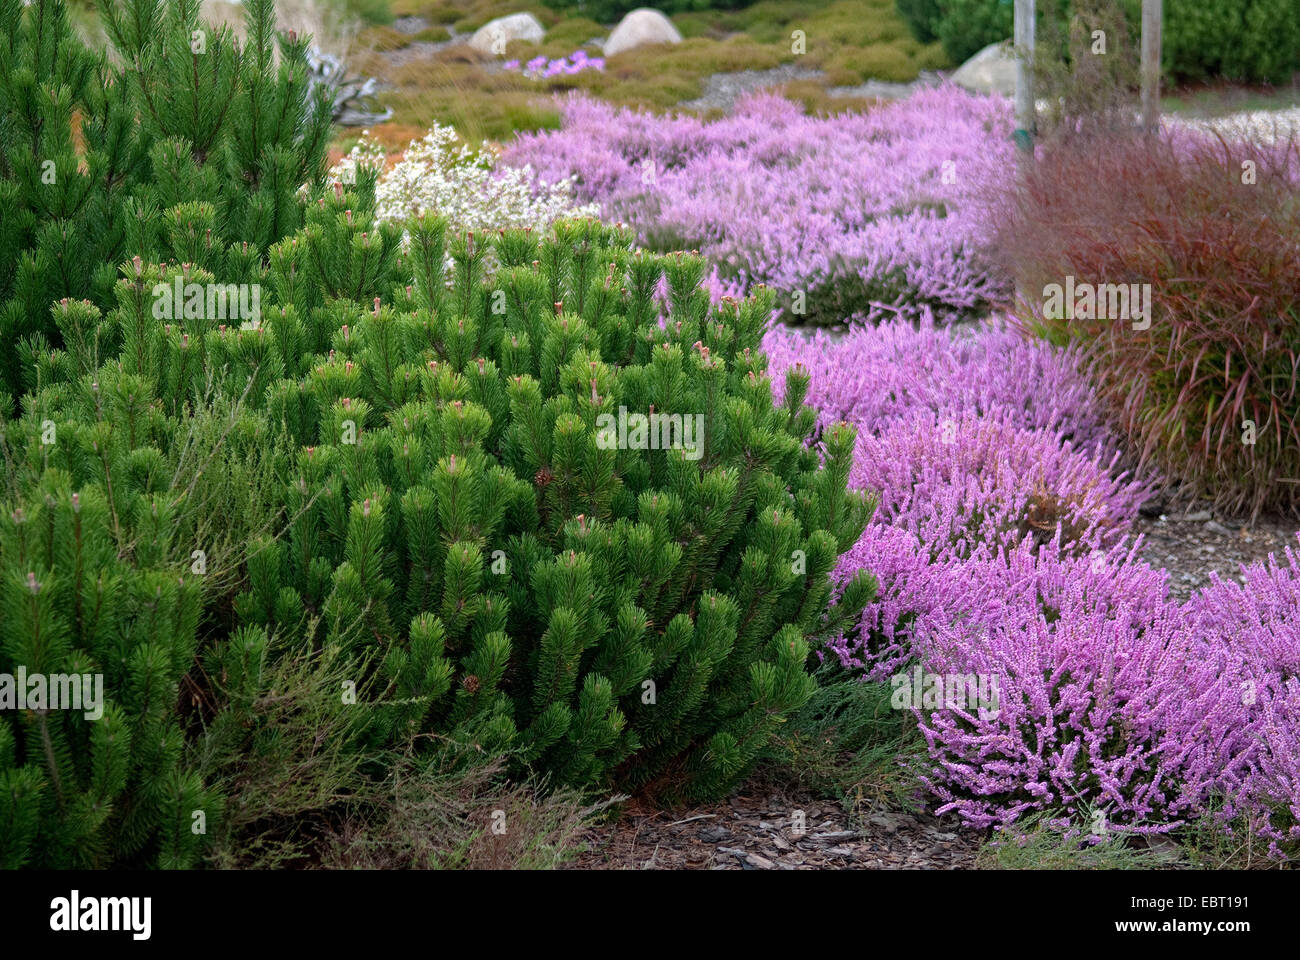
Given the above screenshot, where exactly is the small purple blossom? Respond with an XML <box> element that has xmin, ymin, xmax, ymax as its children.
<box><xmin>507</xmin><ymin>50</ymin><xmax>605</xmax><ymax>82</ymax></box>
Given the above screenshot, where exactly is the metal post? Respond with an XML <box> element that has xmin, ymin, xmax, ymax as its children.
<box><xmin>1141</xmin><ymin>0</ymin><xmax>1163</xmax><ymax>132</ymax></box>
<box><xmin>1013</xmin><ymin>0</ymin><xmax>1035</xmax><ymax>314</ymax></box>
<box><xmin>1014</xmin><ymin>0</ymin><xmax>1036</xmax><ymax>161</ymax></box>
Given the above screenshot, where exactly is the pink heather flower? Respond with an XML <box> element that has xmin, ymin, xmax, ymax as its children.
<box><xmin>503</xmin><ymin>86</ymin><xmax>1015</xmax><ymax>324</ymax></box>
<box><xmin>763</xmin><ymin>310</ymin><xmax>1298</xmax><ymax>849</ymax></box>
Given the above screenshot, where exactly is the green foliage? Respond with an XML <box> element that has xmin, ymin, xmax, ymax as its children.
<box><xmin>904</xmin><ymin>0</ymin><xmax>1300</xmax><ymax>83</ymax></box>
<box><xmin>763</xmin><ymin>659</ymin><xmax>925</xmax><ymax>811</ymax></box>
<box><xmin>894</xmin><ymin>0</ymin><xmax>943</xmax><ymax>43</ymax></box>
<box><xmin>932</xmin><ymin>0</ymin><xmax>1013</xmax><ymax>65</ymax></box>
<box><xmin>1</xmin><ymin>181</ymin><xmax>874</xmax><ymax>866</ymax></box>
<box><xmin>234</xmin><ymin>194</ymin><xmax>875</xmax><ymax>800</ymax></box>
<box><xmin>1125</xmin><ymin>0</ymin><xmax>1300</xmax><ymax>85</ymax></box>
<box><xmin>546</xmin><ymin>0</ymin><xmax>753</xmax><ymax>25</ymax></box>
<box><xmin>0</xmin><ymin>4</ymin><xmax>876</xmax><ymax>863</ymax></box>
<box><xmin>0</xmin><ymin>0</ymin><xmax>332</xmax><ymax>405</ymax></box>
<box><xmin>977</xmin><ymin>811</ymin><xmax>1170</xmax><ymax>869</ymax></box>
<box><xmin>341</xmin><ymin>0</ymin><xmax>394</xmax><ymax>26</ymax></box>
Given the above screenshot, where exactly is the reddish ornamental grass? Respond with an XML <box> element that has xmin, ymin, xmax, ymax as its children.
<box><xmin>995</xmin><ymin>128</ymin><xmax>1300</xmax><ymax>519</ymax></box>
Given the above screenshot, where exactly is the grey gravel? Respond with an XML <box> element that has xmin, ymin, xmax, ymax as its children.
<box><xmin>392</xmin><ymin>15</ymin><xmax>431</xmax><ymax>34</ymax></box>
<box><xmin>828</xmin><ymin>71</ymin><xmax>944</xmax><ymax>101</ymax></box>
<box><xmin>375</xmin><ymin>34</ymin><xmax>464</xmax><ymax>71</ymax></box>
<box><xmin>678</xmin><ymin>65</ymin><xmax>827</xmax><ymax>113</ymax></box>
<box><xmin>1136</xmin><ymin>510</ymin><xmax>1299</xmax><ymax>604</ymax></box>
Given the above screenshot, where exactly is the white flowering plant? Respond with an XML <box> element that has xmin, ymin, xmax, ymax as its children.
<box><xmin>328</xmin><ymin>123</ymin><xmax>599</xmax><ymax>235</ymax></box>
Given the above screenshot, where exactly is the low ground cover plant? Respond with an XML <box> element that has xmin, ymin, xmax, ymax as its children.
<box><xmin>504</xmin><ymin>87</ymin><xmax>1013</xmax><ymax>328</ymax></box>
<box><xmin>766</xmin><ymin>314</ymin><xmax>1300</xmax><ymax>856</ymax></box>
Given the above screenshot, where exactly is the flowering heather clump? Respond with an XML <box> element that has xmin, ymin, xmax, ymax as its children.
<box><xmin>765</xmin><ymin>313</ymin><xmax>1300</xmax><ymax>848</ymax></box>
<box><xmin>762</xmin><ymin>310</ymin><xmax>1111</xmax><ymax>448</ymax></box>
<box><xmin>914</xmin><ymin>547</ymin><xmax>1217</xmax><ymax>833</ymax></box>
<box><xmin>853</xmin><ymin>408</ymin><xmax>1146</xmax><ymax>557</ymax></box>
<box><xmin>504</xmin><ymin>88</ymin><xmax>1015</xmax><ymax>326</ymax></box>
<box><xmin>505</xmin><ymin>49</ymin><xmax>605</xmax><ymax>79</ymax></box>
<box><xmin>329</xmin><ymin>124</ymin><xmax>598</xmax><ymax>233</ymax></box>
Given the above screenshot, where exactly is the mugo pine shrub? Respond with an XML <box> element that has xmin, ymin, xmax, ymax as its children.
<box><xmin>243</xmin><ymin>199</ymin><xmax>876</xmax><ymax>800</ymax></box>
<box><xmin>0</xmin><ymin>0</ymin><xmax>333</xmax><ymax>405</ymax></box>
<box><xmin>1</xmin><ymin>172</ymin><xmax>876</xmax><ymax>863</ymax></box>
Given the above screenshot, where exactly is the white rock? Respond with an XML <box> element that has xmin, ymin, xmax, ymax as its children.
<box><xmin>468</xmin><ymin>12</ymin><xmax>545</xmax><ymax>56</ymax></box>
<box><xmin>949</xmin><ymin>40</ymin><xmax>1018</xmax><ymax>97</ymax></box>
<box><xmin>604</xmin><ymin>8</ymin><xmax>682</xmax><ymax>58</ymax></box>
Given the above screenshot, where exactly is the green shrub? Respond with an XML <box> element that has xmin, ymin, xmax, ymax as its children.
<box><xmin>904</xmin><ymin>0</ymin><xmax>1300</xmax><ymax>83</ymax></box>
<box><xmin>1</xmin><ymin>179</ymin><xmax>876</xmax><ymax>868</ymax></box>
<box><xmin>1129</xmin><ymin>0</ymin><xmax>1300</xmax><ymax>85</ymax></box>
<box><xmin>894</xmin><ymin>0</ymin><xmax>943</xmax><ymax>43</ymax></box>
<box><xmin>0</xmin><ymin>355</ymin><xmax>286</xmax><ymax>866</ymax></box>
<box><xmin>237</xmin><ymin>198</ymin><xmax>877</xmax><ymax>800</ymax></box>
<box><xmin>0</xmin><ymin>1</ymin><xmax>879</xmax><ymax>869</ymax></box>
<box><xmin>933</xmin><ymin>0</ymin><xmax>1013</xmax><ymax>65</ymax></box>
<box><xmin>0</xmin><ymin>0</ymin><xmax>332</xmax><ymax>407</ymax></box>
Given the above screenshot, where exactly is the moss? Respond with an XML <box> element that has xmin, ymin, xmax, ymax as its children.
<box><xmin>612</xmin><ymin>36</ymin><xmax>788</xmax><ymax>75</ymax></box>
<box><xmin>418</xmin><ymin>4</ymin><xmax>465</xmax><ymax>25</ymax></box>
<box><xmin>534</xmin><ymin>16</ymin><xmax>605</xmax><ymax>58</ymax></box>
<box><xmin>345</xmin><ymin>0</ymin><xmax>396</xmax><ymax>27</ymax></box>
<box><xmin>412</xmin><ymin>26</ymin><xmax>452</xmax><ymax>42</ymax></box>
<box><xmin>821</xmin><ymin>42</ymin><xmax>917</xmax><ymax>84</ymax></box>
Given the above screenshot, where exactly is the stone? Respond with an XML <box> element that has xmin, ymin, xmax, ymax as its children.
<box><xmin>604</xmin><ymin>8</ymin><xmax>683</xmax><ymax>58</ymax></box>
<box><xmin>949</xmin><ymin>40</ymin><xmax>1018</xmax><ymax>97</ymax></box>
<box><xmin>467</xmin><ymin>13</ymin><xmax>544</xmax><ymax>56</ymax></box>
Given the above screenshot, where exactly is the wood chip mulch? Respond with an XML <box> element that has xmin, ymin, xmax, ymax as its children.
<box><xmin>564</xmin><ymin>785</ymin><xmax>982</xmax><ymax>870</ymax></box>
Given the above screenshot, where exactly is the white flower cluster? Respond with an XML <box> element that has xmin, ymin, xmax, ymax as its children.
<box><xmin>329</xmin><ymin>123</ymin><xmax>598</xmax><ymax>234</ymax></box>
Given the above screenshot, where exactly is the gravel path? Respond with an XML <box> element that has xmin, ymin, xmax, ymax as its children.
<box><xmin>1164</xmin><ymin>107</ymin><xmax>1300</xmax><ymax>145</ymax></box>
<box><xmin>1135</xmin><ymin>504</ymin><xmax>1299</xmax><ymax>604</ymax></box>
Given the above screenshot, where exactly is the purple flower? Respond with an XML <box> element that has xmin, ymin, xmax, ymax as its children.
<box><xmin>502</xmin><ymin>86</ymin><xmax>1015</xmax><ymax>324</ymax></box>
